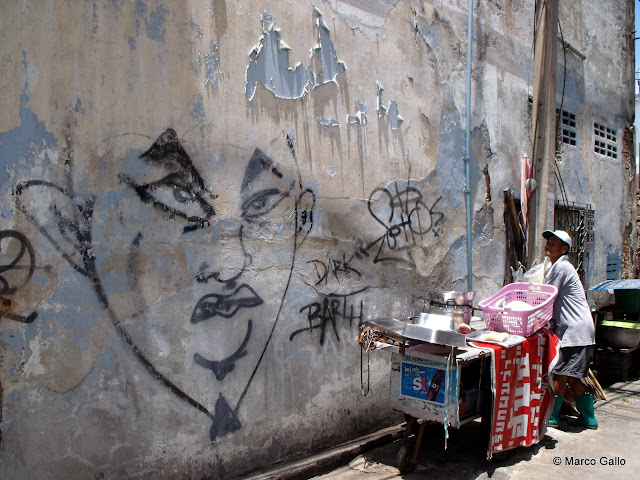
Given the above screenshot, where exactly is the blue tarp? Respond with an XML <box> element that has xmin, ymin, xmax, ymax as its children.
<box><xmin>590</xmin><ymin>279</ymin><xmax>640</xmax><ymax>290</ymax></box>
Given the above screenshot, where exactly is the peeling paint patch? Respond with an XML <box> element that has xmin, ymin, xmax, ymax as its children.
<box><xmin>311</xmin><ymin>7</ymin><xmax>347</xmax><ymax>87</ymax></box>
<box><xmin>0</xmin><ymin>93</ymin><xmax>57</xmax><ymax>170</ymax></box>
<box><xmin>191</xmin><ymin>91</ymin><xmax>210</xmax><ymax>135</ymax></box>
<box><xmin>323</xmin><ymin>165</ymin><xmax>337</xmax><ymax>177</ymax></box>
<box><xmin>135</xmin><ymin>0</ymin><xmax>147</xmax><ymax>17</ymax></box>
<box><xmin>190</xmin><ymin>19</ymin><xmax>203</xmax><ymax>38</ymax></box>
<box><xmin>74</xmin><ymin>98</ymin><xmax>86</xmax><ymax>115</ymax></box>
<box><xmin>246</xmin><ymin>12</ymin><xmax>313</xmax><ymax>101</ymax></box>
<box><xmin>317</xmin><ymin>118</ymin><xmax>339</xmax><ymax>127</ymax></box>
<box><xmin>204</xmin><ymin>40</ymin><xmax>220</xmax><ymax>88</ymax></box>
<box><xmin>388</xmin><ymin>100</ymin><xmax>404</xmax><ymax>130</ymax></box>
<box><xmin>245</xmin><ymin>8</ymin><xmax>346</xmax><ymax>101</ymax></box>
<box><xmin>376</xmin><ymin>82</ymin><xmax>387</xmax><ymax>117</ymax></box>
<box><xmin>347</xmin><ymin>100</ymin><xmax>367</xmax><ymax>125</ymax></box>
<box><xmin>375</xmin><ymin>82</ymin><xmax>403</xmax><ymax>130</ymax></box>
<box><xmin>127</xmin><ymin>36</ymin><xmax>136</xmax><ymax>51</ymax></box>
<box><xmin>327</xmin><ymin>0</ymin><xmax>398</xmax><ymax>42</ymax></box>
<box><xmin>145</xmin><ymin>4</ymin><xmax>167</xmax><ymax>43</ymax></box>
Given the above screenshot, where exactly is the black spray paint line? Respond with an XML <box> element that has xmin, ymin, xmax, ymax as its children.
<box><xmin>306</xmin><ymin>253</ymin><xmax>362</xmax><ymax>286</ymax></box>
<box><xmin>124</xmin><ymin>128</ymin><xmax>217</xmax><ymax>233</ymax></box>
<box><xmin>194</xmin><ymin>320</ymin><xmax>253</xmax><ymax>381</ymax></box>
<box><xmin>125</xmin><ymin>132</ymin><xmax>310</xmax><ymax>440</ymax></box>
<box><xmin>366</xmin><ymin>182</ymin><xmax>444</xmax><ymax>264</ymax></box>
<box><xmin>0</xmin><ymin>230</ymin><xmax>36</xmax><ymax>295</ymax></box>
<box><xmin>292</xmin><ymin>288</ymin><xmax>368</xmax><ymax>346</ymax></box>
<box><xmin>233</xmin><ymin>186</ymin><xmax>315</xmax><ymax>420</ymax></box>
<box><xmin>107</xmin><ymin>304</ymin><xmax>215</xmax><ymax>422</ymax></box>
<box><xmin>301</xmin><ymin>179</ymin><xmax>444</xmax><ymax>314</ymax></box>
<box><xmin>0</xmin><ymin>309</ymin><xmax>38</xmax><ymax>324</ymax></box>
<box><xmin>0</xmin><ymin>230</ymin><xmax>38</xmax><ymax>322</ymax></box>
<box><xmin>292</xmin><ymin>171</ymin><xmax>445</xmax><ymax>344</ymax></box>
<box><xmin>232</xmin><ymin>133</ymin><xmax>316</xmax><ymax>421</ymax></box>
<box><xmin>14</xmin><ymin>180</ymin><xmax>95</xmax><ymax>279</ymax></box>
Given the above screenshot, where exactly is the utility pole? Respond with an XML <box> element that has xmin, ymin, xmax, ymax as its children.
<box><xmin>527</xmin><ymin>0</ymin><xmax>558</xmax><ymax>266</ymax></box>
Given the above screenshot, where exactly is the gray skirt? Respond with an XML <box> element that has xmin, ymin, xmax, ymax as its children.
<box><xmin>553</xmin><ymin>345</ymin><xmax>593</xmax><ymax>378</ymax></box>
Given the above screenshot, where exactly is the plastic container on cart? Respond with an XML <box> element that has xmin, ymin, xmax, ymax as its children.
<box><xmin>478</xmin><ymin>282</ymin><xmax>558</xmax><ymax>337</ymax></box>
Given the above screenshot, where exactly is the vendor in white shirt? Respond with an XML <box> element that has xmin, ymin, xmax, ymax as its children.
<box><xmin>543</xmin><ymin>230</ymin><xmax>597</xmax><ymax>429</ymax></box>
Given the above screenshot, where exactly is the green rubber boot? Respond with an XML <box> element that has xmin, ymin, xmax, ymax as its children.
<box><xmin>548</xmin><ymin>395</ymin><xmax>564</xmax><ymax>427</ymax></box>
<box><xmin>567</xmin><ymin>394</ymin><xmax>598</xmax><ymax>429</ymax></box>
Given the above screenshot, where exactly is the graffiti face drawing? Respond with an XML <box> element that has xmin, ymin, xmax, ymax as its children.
<box><xmin>16</xmin><ymin>128</ymin><xmax>314</xmax><ymax>439</ymax></box>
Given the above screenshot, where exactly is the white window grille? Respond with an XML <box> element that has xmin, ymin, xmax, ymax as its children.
<box><xmin>594</xmin><ymin>122</ymin><xmax>618</xmax><ymax>158</ymax></box>
<box><xmin>557</xmin><ymin>109</ymin><xmax>577</xmax><ymax>146</ymax></box>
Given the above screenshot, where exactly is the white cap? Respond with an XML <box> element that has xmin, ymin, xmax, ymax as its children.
<box><xmin>542</xmin><ymin>229</ymin><xmax>572</xmax><ymax>248</ymax></box>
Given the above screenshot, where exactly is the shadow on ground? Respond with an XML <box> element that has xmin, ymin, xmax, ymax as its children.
<box><xmin>360</xmin><ymin>419</ymin><xmax>558</xmax><ymax>479</ymax></box>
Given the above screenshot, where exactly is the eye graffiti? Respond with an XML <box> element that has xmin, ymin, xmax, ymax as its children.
<box><xmin>120</xmin><ymin>128</ymin><xmax>217</xmax><ymax>233</ymax></box>
<box><xmin>120</xmin><ymin>172</ymin><xmax>215</xmax><ymax>232</ymax></box>
<box><xmin>241</xmin><ymin>188</ymin><xmax>290</xmax><ymax>223</ymax></box>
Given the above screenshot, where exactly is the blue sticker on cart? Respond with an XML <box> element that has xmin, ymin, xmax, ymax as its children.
<box><xmin>400</xmin><ymin>362</ymin><xmax>446</xmax><ymax>404</ymax></box>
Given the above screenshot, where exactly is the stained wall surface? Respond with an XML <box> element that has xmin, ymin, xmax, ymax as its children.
<box><xmin>0</xmin><ymin>1</ymin><xmax>634</xmax><ymax>478</ymax></box>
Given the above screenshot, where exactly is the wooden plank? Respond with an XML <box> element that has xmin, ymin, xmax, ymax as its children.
<box><xmin>504</xmin><ymin>188</ymin><xmax>524</xmax><ymax>263</ymax></box>
<box><xmin>527</xmin><ymin>0</ymin><xmax>558</xmax><ymax>266</ymax></box>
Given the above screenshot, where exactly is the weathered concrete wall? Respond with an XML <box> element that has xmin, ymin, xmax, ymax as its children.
<box><xmin>0</xmin><ymin>1</ymin><xmax>633</xmax><ymax>478</ymax></box>
<box><xmin>554</xmin><ymin>0</ymin><xmax>636</xmax><ymax>284</ymax></box>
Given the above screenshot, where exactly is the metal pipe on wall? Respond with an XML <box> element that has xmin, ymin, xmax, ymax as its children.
<box><xmin>465</xmin><ymin>0</ymin><xmax>474</xmax><ymax>292</ymax></box>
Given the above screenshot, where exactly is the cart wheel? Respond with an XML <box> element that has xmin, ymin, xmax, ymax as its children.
<box><xmin>396</xmin><ymin>445</ymin><xmax>415</xmax><ymax>474</ymax></box>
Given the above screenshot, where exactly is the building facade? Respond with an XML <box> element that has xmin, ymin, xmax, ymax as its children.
<box><xmin>0</xmin><ymin>1</ymin><xmax>635</xmax><ymax>478</ymax></box>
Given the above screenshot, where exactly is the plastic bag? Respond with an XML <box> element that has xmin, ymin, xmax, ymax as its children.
<box><xmin>510</xmin><ymin>263</ymin><xmax>525</xmax><ymax>283</ymax></box>
<box><xmin>522</xmin><ymin>257</ymin><xmax>551</xmax><ymax>284</ymax></box>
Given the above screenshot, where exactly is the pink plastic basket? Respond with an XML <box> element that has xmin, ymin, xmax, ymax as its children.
<box><xmin>477</xmin><ymin>282</ymin><xmax>558</xmax><ymax>337</ymax></box>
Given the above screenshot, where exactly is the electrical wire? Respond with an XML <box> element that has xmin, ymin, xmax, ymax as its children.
<box><xmin>359</xmin><ymin>327</ymin><xmax>380</xmax><ymax>396</ymax></box>
<box><xmin>555</xmin><ymin>19</ymin><xmax>570</xmax><ymax>207</ymax></box>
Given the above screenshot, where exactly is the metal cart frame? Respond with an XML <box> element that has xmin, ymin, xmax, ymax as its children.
<box><xmin>360</xmin><ymin>318</ymin><xmax>493</xmax><ymax>474</ymax></box>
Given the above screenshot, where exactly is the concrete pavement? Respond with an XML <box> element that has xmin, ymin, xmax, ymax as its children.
<box><xmin>240</xmin><ymin>377</ymin><xmax>640</xmax><ymax>479</ymax></box>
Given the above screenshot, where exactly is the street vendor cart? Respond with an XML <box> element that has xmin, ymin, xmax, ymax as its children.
<box><xmin>358</xmin><ymin>284</ymin><xmax>559</xmax><ymax>474</ymax></box>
